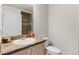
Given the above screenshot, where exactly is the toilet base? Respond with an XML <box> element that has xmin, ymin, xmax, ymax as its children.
<box><xmin>46</xmin><ymin>52</ymin><xmax>60</xmax><ymax>55</ymax></box>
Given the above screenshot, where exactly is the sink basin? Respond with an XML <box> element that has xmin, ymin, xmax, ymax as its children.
<box><xmin>13</xmin><ymin>38</ymin><xmax>35</xmax><ymax>45</ymax></box>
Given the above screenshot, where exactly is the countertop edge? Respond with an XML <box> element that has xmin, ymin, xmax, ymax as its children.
<box><xmin>1</xmin><ymin>40</ymin><xmax>46</xmax><ymax>55</ymax></box>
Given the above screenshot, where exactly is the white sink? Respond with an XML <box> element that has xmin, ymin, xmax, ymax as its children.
<box><xmin>13</xmin><ymin>38</ymin><xmax>35</xmax><ymax>45</ymax></box>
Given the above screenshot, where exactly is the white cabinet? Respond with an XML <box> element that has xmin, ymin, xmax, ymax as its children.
<box><xmin>2</xmin><ymin>5</ymin><xmax>22</xmax><ymax>36</ymax></box>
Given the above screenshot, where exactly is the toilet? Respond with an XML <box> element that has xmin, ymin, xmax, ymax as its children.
<box><xmin>42</xmin><ymin>37</ymin><xmax>62</xmax><ymax>55</ymax></box>
<box><xmin>45</xmin><ymin>46</ymin><xmax>61</xmax><ymax>55</ymax></box>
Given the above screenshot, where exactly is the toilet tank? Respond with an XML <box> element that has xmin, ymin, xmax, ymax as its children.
<box><xmin>42</xmin><ymin>37</ymin><xmax>49</xmax><ymax>47</ymax></box>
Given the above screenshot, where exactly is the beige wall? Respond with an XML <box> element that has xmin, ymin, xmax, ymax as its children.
<box><xmin>0</xmin><ymin>5</ymin><xmax>2</xmax><ymax>36</ymax></box>
<box><xmin>33</xmin><ymin>4</ymin><xmax>48</xmax><ymax>37</ymax></box>
<box><xmin>48</xmin><ymin>5</ymin><xmax>79</xmax><ymax>54</ymax></box>
<box><xmin>0</xmin><ymin>5</ymin><xmax>2</xmax><ymax>44</ymax></box>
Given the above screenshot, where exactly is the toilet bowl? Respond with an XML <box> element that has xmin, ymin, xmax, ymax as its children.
<box><xmin>45</xmin><ymin>46</ymin><xmax>61</xmax><ymax>55</ymax></box>
<box><xmin>42</xmin><ymin>37</ymin><xmax>62</xmax><ymax>55</ymax></box>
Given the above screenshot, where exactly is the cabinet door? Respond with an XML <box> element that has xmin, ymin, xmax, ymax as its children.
<box><xmin>32</xmin><ymin>43</ymin><xmax>45</xmax><ymax>55</ymax></box>
<box><xmin>26</xmin><ymin>47</ymin><xmax>32</xmax><ymax>55</ymax></box>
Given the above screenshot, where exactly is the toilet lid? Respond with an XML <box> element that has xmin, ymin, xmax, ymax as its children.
<box><xmin>46</xmin><ymin>46</ymin><xmax>61</xmax><ymax>53</ymax></box>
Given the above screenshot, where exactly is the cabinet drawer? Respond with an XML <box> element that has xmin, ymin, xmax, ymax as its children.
<box><xmin>11</xmin><ymin>49</ymin><xmax>27</xmax><ymax>55</ymax></box>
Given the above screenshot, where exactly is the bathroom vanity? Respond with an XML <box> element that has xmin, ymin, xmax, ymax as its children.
<box><xmin>1</xmin><ymin>36</ymin><xmax>46</xmax><ymax>55</ymax></box>
<box><xmin>10</xmin><ymin>42</ymin><xmax>44</xmax><ymax>55</ymax></box>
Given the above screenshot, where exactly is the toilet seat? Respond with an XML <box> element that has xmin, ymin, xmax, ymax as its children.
<box><xmin>45</xmin><ymin>46</ymin><xmax>61</xmax><ymax>54</ymax></box>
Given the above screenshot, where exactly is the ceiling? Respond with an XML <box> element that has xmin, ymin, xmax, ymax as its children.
<box><xmin>4</xmin><ymin>4</ymin><xmax>33</xmax><ymax>12</ymax></box>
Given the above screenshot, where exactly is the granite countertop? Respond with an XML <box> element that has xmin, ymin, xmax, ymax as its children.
<box><xmin>0</xmin><ymin>36</ymin><xmax>46</xmax><ymax>55</ymax></box>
